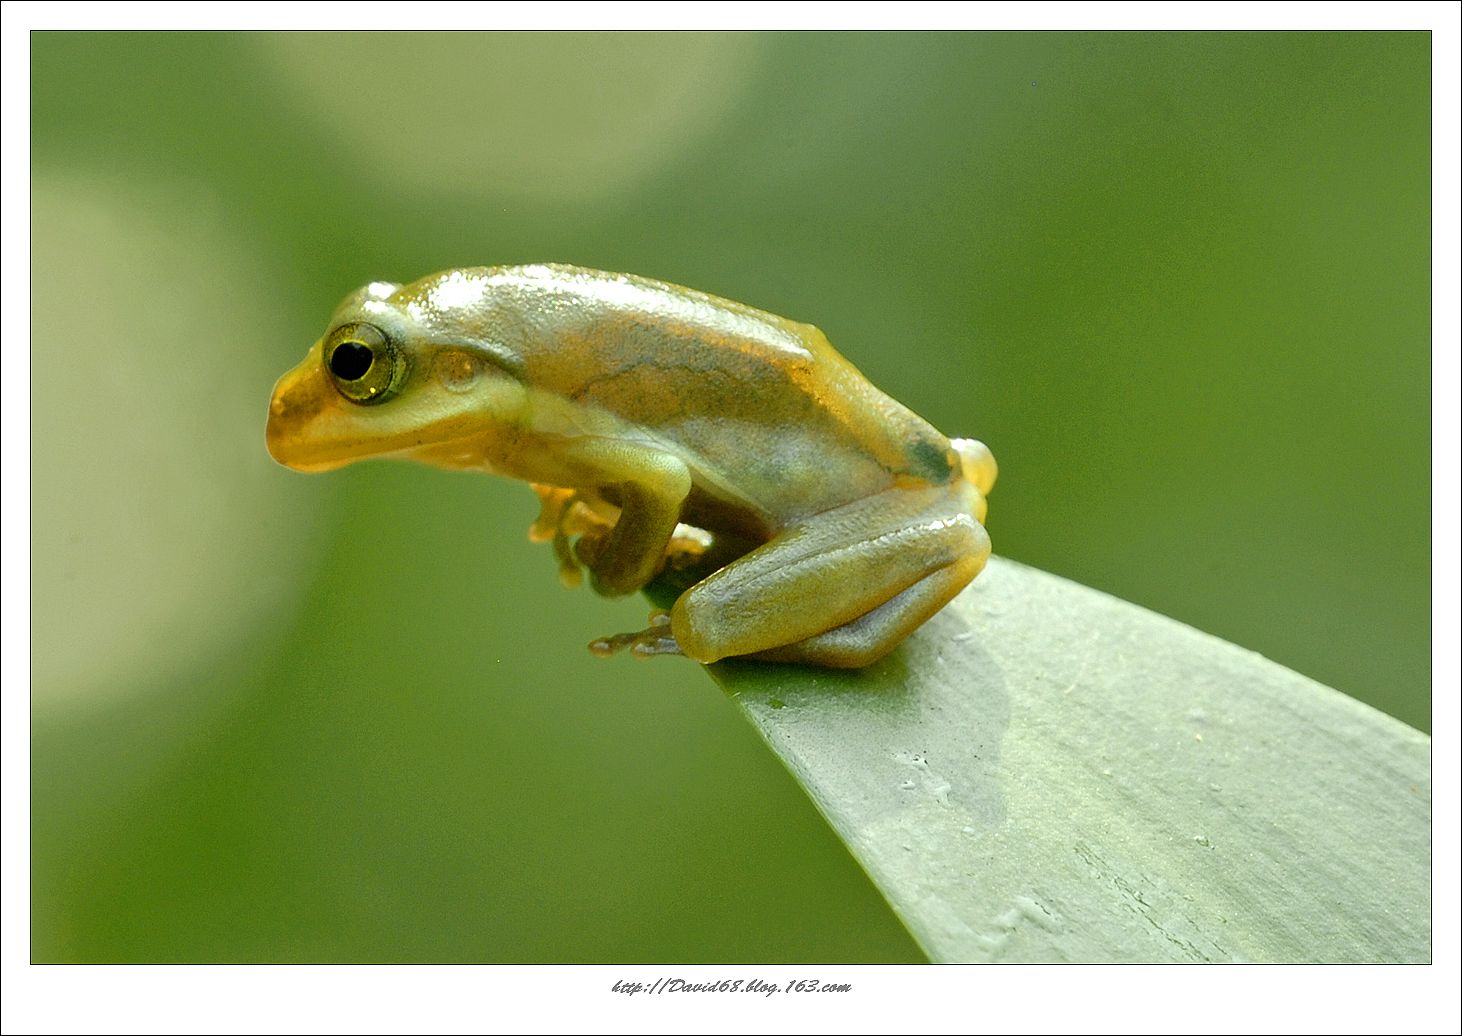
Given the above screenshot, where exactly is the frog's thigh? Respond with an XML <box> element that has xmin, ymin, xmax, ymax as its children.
<box><xmin>558</xmin><ymin>438</ymin><xmax>692</xmax><ymax>597</ymax></box>
<box><xmin>671</xmin><ymin>483</ymin><xmax>988</xmax><ymax>664</ymax></box>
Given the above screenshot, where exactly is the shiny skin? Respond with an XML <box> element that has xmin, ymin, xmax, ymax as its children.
<box><xmin>266</xmin><ymin>264</ymin><xmax>996</xmax><ymax>666</ymax></box>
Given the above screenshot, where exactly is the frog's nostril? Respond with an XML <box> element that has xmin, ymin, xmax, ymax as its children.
<box><xmin>269</xmin><ymin>388</ymin><xmax>311</xmax><ymax>421</ymax></box>
<box><xmin>267</xmin><ymin>368</ymin><xmax>326</xmax><ymax>423</ymax></box>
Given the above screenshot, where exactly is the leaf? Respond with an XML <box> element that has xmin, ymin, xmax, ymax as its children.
<box><xmin>699</xmin><ymin>556</ymin><xmax>1431</xmax><ymax>963</ymax></box>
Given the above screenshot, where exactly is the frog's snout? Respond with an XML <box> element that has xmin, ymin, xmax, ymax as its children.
<box><xmin>266</xmin><ymin>359</ymin><xmax>334</xmax><ymax>471</ymax></box>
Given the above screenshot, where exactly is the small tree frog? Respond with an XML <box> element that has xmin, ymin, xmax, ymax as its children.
<box><xmin>266</xmin><ymin>264</ymin><xmax>996</xmax><ymax>667</ymax></box>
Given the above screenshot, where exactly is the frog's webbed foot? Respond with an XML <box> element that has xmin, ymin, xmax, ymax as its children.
<box><xmin>588</xmin><ymin>611</ymin><xmax>684</xmax><ymax>659</ymax></box>
<box><xmin>528</xmin><ymin>484</ymin><xmax>615</xmax><ymax>589</ymax></box>
<box><xmin>528</xmin><ymin>484</ymin><xmax>579</xmax><ymax>543</ymax></box>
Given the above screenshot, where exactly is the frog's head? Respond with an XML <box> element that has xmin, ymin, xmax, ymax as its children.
<box><xmin>266</xmin><ymin>279</ymin><xmax>527</xmax><ymax>473</ymax></box>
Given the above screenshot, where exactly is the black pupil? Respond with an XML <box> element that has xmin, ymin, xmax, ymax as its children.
<box><xmin>330</xmin><ymin>341</ymin><xmax>375</xmax><ymax>381</ymax></box>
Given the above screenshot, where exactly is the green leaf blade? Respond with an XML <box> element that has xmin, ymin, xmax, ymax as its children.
<box><xmin>705</xmin><ymin>557</ymin><xmax>1430</xmax><ymax>962</ymax></box>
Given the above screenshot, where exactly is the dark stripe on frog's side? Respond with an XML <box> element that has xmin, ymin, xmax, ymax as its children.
<box><xmin>561</xmin><ymin>353</ymin><xmax>926</xmax><ymax>512</ymax></box>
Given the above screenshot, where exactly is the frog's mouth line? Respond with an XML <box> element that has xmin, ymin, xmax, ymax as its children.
<box><xmin>265</xmin><ymin>430</ymin><xmax>442</xmax><ymax>473</ymax></box>
<box><xmin>263</xmin><ymin>425</ymin><xmax>354</xmax><ymax>473</ymax></box>
<box><xmin>265</xmin><ymin>406</ymin><xmax>494</xmax><ymax>474</ymax></box>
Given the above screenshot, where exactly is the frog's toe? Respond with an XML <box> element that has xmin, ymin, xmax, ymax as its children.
<box><xmin>528</xmin><ymin>484</ymin><xmax>577</xmax><ymax>543</ymax></box>
<box><xmin>588</xmin><ymin>611</ymin><xmax>683</xmax><ymax>660</ymax></box>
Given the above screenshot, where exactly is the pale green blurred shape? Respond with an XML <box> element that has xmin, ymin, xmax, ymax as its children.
<box><xmin>257</xmin><ymin>33</ymin><xmax>763</xmax><ymax>205</ymax></box>
<box><xmin>30</xmin><ymin>31</ymin><xmax>1429</xmax><ymax>963</ymax></box>
<box><xmin>30</xmin><ymin>172</ymin><xmax>321</xmax><ymax>711</ymax></box>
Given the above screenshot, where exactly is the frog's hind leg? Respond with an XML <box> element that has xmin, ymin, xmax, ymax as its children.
<box><xmin>745</xmin><ymin>561</ymin><xmax>979</xmax><ymax>667</ymax></box>
<box><xmin>667</xmin><ymin>482</ymin><xmax>989</xmax><ymax>666</ymax></box>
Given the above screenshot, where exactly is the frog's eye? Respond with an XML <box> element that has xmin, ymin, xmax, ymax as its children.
<box><xmin>324</xmin><ymin>322</ymin><xmax>406</xmax><ymax>405</ymax></box>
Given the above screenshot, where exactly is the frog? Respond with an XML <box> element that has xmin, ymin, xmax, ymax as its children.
<box><xmin>266</xmin><ymin>264</ymin><xmax>996</xmax><ymax>667</ymax></box>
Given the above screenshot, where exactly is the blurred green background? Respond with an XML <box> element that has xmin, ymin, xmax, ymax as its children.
<box><xmin>31</xmin><ymin>32</ymin><xmax>1430</xmax><ymax>962</ymax></box>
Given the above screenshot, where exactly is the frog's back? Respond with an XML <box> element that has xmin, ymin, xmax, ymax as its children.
<box><xmin>399</xmin><ymin>265</ymin><xmax>956</xmax><ymax>529</ymax></box>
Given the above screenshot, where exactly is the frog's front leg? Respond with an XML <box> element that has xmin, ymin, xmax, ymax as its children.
<box><xmin>531</xmin><ymin>480</ymin><xmax>716</xmax><ymax>591</ymax></box>
<box><xmin>599</xmin><ymin>481</ymin><xmax>989</xmax><ymax>666</ymax></box>
<box><xmin>548</xmin><ymin>439</ymin><xmax>694</xmax><ymax>598</ymax></box>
